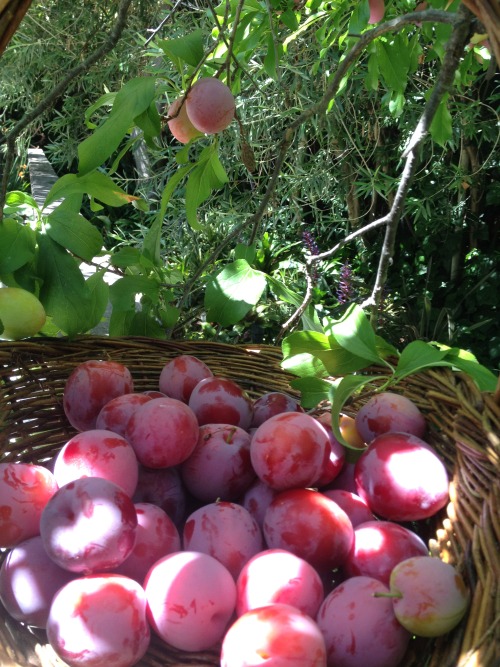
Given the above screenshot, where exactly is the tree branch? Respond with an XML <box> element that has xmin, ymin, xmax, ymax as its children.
<box><xmin>0</xmin><ymin>0</ymin><xmax>134</xmax><ymax>217</ymax></box>
<box><xmin>275</xmin><ymin>8</ymin><xmax>468</xmax><ymax>337</ymax></box>
<box><xmin>362</xmin><ymin>3</ymin><xmax>474</xmax><ymax>327</ymax></box>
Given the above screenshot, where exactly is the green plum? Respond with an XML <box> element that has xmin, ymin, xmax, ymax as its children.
<box><xmin>0</xmin><ymin>287</ymin><xmax>46</xmax><ymax>340</ymax></box>
<box><xmin>388</xmin><ymin>556</ymin><xmax>470</xmax><ymax>637</ymax></box>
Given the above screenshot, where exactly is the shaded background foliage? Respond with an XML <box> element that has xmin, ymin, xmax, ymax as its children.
<box><xmin>0</xmin><ymin>0</ymin><xmax>499</xmax><ymax>369</ymax></box>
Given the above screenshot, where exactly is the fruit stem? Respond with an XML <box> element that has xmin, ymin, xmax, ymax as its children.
<box><xmin>373</xmin><ymin>591</ymin><xmax>403</xmax><ymax>599</ymax></box>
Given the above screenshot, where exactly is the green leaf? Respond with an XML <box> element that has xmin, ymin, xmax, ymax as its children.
<box><xmin>158</xmin><ymin>304</ymin><xmax>180</xmax><ymax>329</ymax></box>
<box><xmin>325</xmin><ymin>304</ymin><xmax>392</xmax><ymax>368</ymax></box>
<box><xmin>85</xmin><ymin>271</ymin><xmax>110</xmax><ymax>331</ymax></box>
<box><xmin>430</xmin><ymin>94</ymin><xmax>453</xmax><ymax>147</ymax></box>
<box><xmin>281</xmin><ymin>328</ymin><xmax>373</xmax><ymax>377</ymax></box>
<box><xmin>0</xmin><ymin>218</ymin><xmax>36</xmax><ymax>273</ymax></box>
<box><xmin>329</xmin><ymin>374</ymin><xmax>386</xmax><ymax>448</ymax></box>
<box><xmin>264</xmin><ymin>33</ymin><xmax>279</xmax><ymax>80</ymax></box>
<box><xmin>5</xmin><ymin>191</ymin><xmax>39</xmax><ymax>211</ymax></box>
<box><xmin>84</xmin><ymin>92</ymin><xmax>116</xmax><ymax>129</ymax></box>
<box><xmin>348</xmin><ymin>1</ymin><xmax>369</xmax><ymax>34</ymax></box>
<box><xmin>377</xmin><ymin>40</ymin><xmax>408</xmax><ymax>93</ymax></box>
<box><xmin>78</xmin><ymin>77</ymin><xmax>156</xmax><ymax>175</ymax></box>
<box><xmin>234</xmin><ymin>243</ymin><xmax>257</xmax><ymax>263</ymax></box>
<box><xmin>44</xmin><ymin>172</ymin><xmax>140</xmax><ymax>209</ymax></box>
<box><xmin>46</xmin><ymin>203</ymin><xmax>103</xmax><ymax>262</ymax></box>
<box><xmin>111</xmin><ymin>247</ymin><xmax>143</xmax><ymax>269</ymax></box>
<box><xmin>158</xmin><ymin>29</ymin><xmax>205</xmax><ymax>70</ymax></box>
<box><xmin>440</xmin><ymin>346</ymin><xmax>498</xmax><ymax>392</ymax></box>
<box><xmin>365</xmin><ymin>49</ymin><xmax>379</xmax><ymax>91</ymax></box>
<box><xmin>109</xmin><ymin>275</ymin><xmax>160</xmax><ymax>310</ymax></box>
<box><xmin>36</xmin><ymin>234</ymin><xmax>93</xmax><ymax>336</ymax></box>
<box><xmin>204</xmin><ymin>259</ymin><xmax>267</xmax><ymax>326</ymax></box>
<box><xmin>143</xmin><ymin>163</ymin><xmax>194</xmax><ymax>265</ymax></box>
<box><xmin>127</xmin><ymin>311</ymin><xmax>167</xmax><ymax>339</ymax></box>
<box><xmin>394</xmin><ymin>340</ymin><xmax>449</xmax><ymax>380</ymax></box>
<box><xmin>289</xmin><ymin>376</ymin><xmax>333</xmax><ymax>409</ymax></box>
<box><xmin>109</xmin><ymin>308</ymin><xmax>135</xmax><ymax>337</ymax></box>
<box><xmin>185</xmin><ymin>149</ymin><xmax>228</xmax><ymax>230</ymax></box>
<box><xmin>134</xmin><ymin>101</ymin><xmax>161</xmax><ymax>141</ymax></box>
<box><xmin>280</xmin><ymin>9</ymin><xmax>299</xmax><ymax>31</ymax></box>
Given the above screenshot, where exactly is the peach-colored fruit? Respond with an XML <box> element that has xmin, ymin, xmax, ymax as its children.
<box><xmin>167</xmin><ymin>97</ymin><xmax>202</xmax><ymax>144</ymax></box>
<box><xmin>186</xmin><ymin>77</ymin><xmax>235</xmax><ymax>134</ymax></box>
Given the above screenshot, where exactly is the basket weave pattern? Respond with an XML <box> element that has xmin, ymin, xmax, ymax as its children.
<box><xmin>0</xmin><ymin>336</ymin><xmax>499</xmax><ymax>667</ymax></box>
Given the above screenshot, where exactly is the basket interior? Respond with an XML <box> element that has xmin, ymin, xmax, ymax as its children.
<box><xmin>0</xmin><ymin>336</ymin><xmax>499</xmax><ymax>667</ymax></box>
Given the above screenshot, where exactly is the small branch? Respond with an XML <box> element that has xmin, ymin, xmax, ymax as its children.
<box><xmin>363</xmin><ymin>3</ymin><xmax>474</xmax><ymax>327</ymax></box>
<box><xmin>144</xmin><ymin>0</ymin><xmax>184</xmax><ymax>46</ymax></box>
<box><xmin>0</xmin><ymin>0</ymin><xmax>134</xmax><ymax>217</ymax></box>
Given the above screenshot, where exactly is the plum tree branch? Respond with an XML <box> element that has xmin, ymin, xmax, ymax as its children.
<box><xmin>0</xmin><ymin>0</ymin><xmax>134</xmax><ymax>219</ymax></box>
<box><xmin>277</xmin><ymin>6</ymin><xmax>475</xmax><ymax>339</ymax></box>
<box><xmin>362</xmin><ymin>3</ymin><xmax>474</xmax><ymax>324</ymax></box>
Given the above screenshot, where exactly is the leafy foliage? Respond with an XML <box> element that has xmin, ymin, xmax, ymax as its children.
<box><xmin>0</xmin><ymin>0</ymin><xmax>498</xmax><ymax>376</ymax></box>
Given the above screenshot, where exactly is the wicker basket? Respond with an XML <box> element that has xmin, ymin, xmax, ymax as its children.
<box><xmin>0</xmin><ymin>336</ymin><xmax>498</xmax><ymax>667</ymax></box>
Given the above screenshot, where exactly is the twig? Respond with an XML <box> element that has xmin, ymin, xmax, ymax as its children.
<box><xmin>0</xmin><ymin>0</ymin><xmax>134</xmax><ymax>218</ymax></box>
<box><xmin>144</xmin><ymin>0</ymin><xmax>184</xmax><ymax>46</ymax></box>
<box><xmin>363</xmin><ymin>3</ymin><xmax>475</xmax><ymax>326</ymax></box>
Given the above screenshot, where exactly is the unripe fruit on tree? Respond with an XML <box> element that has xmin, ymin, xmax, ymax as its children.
<box><xmin>0</xmin><ymin>287</ymin><xmax>46</xmax><ymax>340</ymax></box>
<box><xmin>186</xmin><ymin>77</ymin><xmax>235</xmax><ymax>135</ymax></box>
<box><xmin>167</xmin><ymin>97</ymin><xmax>203</xmax><ymax>144</ymax></box>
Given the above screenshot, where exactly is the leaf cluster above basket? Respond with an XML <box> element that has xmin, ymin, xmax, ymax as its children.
<box><xmin>0</xmin><ymin>333</ymin><xmax>498</xmax><ymax>667</ymax></box>
<box><xmin>281</xmin><ymin>304</ymin><xmax>499</xmax><ymax>449</ymax></box>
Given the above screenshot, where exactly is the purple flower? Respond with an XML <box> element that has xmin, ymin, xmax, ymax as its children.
<box><xmin>302</xmin><ymin>230</ymin><xmax>320</xmax><ymax>283</ymax></box>
<box><xmin>337</xmin><ymin>261</ymin><xmax>355</xmax><ymax>304</ymax></box>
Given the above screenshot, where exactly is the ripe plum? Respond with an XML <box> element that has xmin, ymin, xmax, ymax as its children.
<box><xmin>145</xmin><ymin>550</ymin><xmax>236</xmax><ymax>651</ymax></box>
<box><xmin>236</xmin><ymin>548</ymin><xmax>324</xmax><ymax>618</ymax></box>
<box><xmin>167</xmin><ymin>97</ymin><xmax>203</xmax><ymax>144</ymax></box>
<box><xmin>221</xmin><ymin>603</ymin><xmax>327</xmax><ymax>667</ymax></box>
<box><xmin>250</xmin><ymin>391</ymin><xmax>303</xmax><ymax>428</ymax></box>
<box><xmin>250</xmin><ymin>412</ymin><xmax>330</xmax><ymax>491</ymax></box>
<box><xmin>342</xmin><ymin>519</ymin><xmax>429</xmax><ymax>585</ymax></box>
<box><xmin>263</xmin><ymin>488</ymin><xmax>354</xmax><ymax>572</ymax></box>
<box><xmin>188</xmin><ymin>376</ymin><xmax>254</xmax><ymax>429</ymax></box>
<box><xmin>355</xmin><ymin>391</ymin><xmax>426</xmax><ymax>443</ymax></box>
<box><xmin>321</xmin><ymin>489</ymin><xmax>375</xmax><ymax>527</ymax></box>
<box><xmin>126</xmin><ymin>396</ymin><xmax>199</xmax><ymax>468</ymax></box>
<box><xmin>53</xmin><ymin>429</ymin><xmax>139</xmax><ymax>497</ymax></box>
<box><xmin>0</xmin><ymin>462</ymin><xmax>58</xmax><ymax>548</ymax></box>
<box><xmin>40</xmin><ymin>476</ymin><xmax>138</xmax><ymax>574</ymax></box>
<box><xmin>63</xmin><ymin>359</ymin><xmax>134</xmax><ymax>432</ymax></box>
<box><xmin>241</xmin><ymin>478</ymin><xmax>279</xmax><ymax>529</ymax></box>
<box><xmin>181</xmin><ymin>423</ymin><xmax>255</xmax><ymax>502</ymax></box>
<box><xmin>0</xmin><ymin>535</ymin><xmax>76</xmax><ymax>628</ymax></box>
<box><xmin>186</xmin><ymin>77</ymin><xmax>235</xmax><ymax>134</ymax></box>
<box><xmin>113</xmin><ymin>502</ymin><xmax>181</xmax><ymax>585</ymax></box>
<box><xmin>46</xmin><ymin>573</ymin><xmax>150</xmax><ymax>667</ymax></box>
<box><xmin>183</xmin><ymin>500</ymin><xmax>264</xmax><ymax>579</ymax></box>
<box><xmin>354</xmin><ymin>432</ymin><xmax>449</xmax><ymax>521</ymax></box>
<box><xmin>132</xmin><ymin>464</ymin><xmax>187</xmax><ymax>527</ymax></box>
<box><xmin>159</xmin><ymin>354</ymin><xmax>213</xmax><ymax>402</ymax></box>
<box><xmin>316</xmin><ymin>575</ymin><xmax>410</xmax><ymax>667</ymax></box>
<box><xmin>95</xmin><ymin>392</ymin><xmax>152</xmax><ymax>437</ymax></box>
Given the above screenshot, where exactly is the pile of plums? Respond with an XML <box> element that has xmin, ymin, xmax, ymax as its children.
<box><xmin>0</xmin><ymin>354</ymin><xmax>469</xmax><ymax>667</ymax></box>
